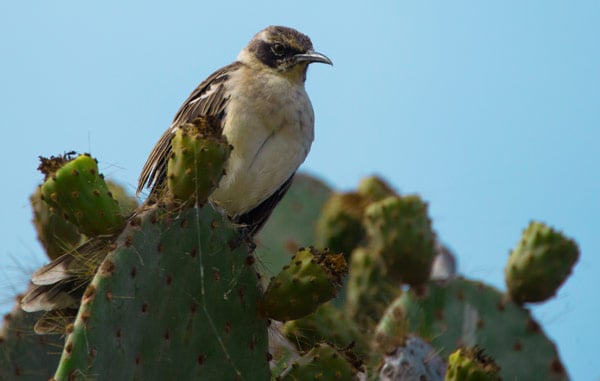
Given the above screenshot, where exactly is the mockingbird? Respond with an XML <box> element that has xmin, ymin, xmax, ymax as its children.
<box><xmin>138</xmin><ymin>25</ymin><xmax>332</xmax><ymax>235</ymax></box>
<box><xmin>21</xmin><ymin>26</ymin><xmax>331</xmax><ymax>330</ymax></box>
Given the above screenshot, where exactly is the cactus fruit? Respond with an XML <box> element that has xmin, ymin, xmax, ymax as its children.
<box><xmin>256</xmin><ymin>174</ymin><xmax>332</xmax><ymax>277</ymax></box>
<box><xmin>281</xmin><ymin>302</ymin><xmax>368</xmax><ymax>356</ymax></box>
<box><xmin>376</xmin><ymin>278</ymin><xmax>568</xmax><ymax>380</ymax></box>
<box><xmin>378</xmin><ymin>334</ymin><xmax>446</xmax><ymax>381</ymax></box>
<box><xmin>315</xmin><ymin>192</ymin><xmax>368</xmax><ymax>257</ymax></box>
<box><xmin>356</xmin><ymin>175</ymin><xmax>397</xmax><ymax>202</ymax></box>
<box><xmin>259</xmin><ymin>247</ymin><xmax>347</xmax><ymax>321</ymax></box>
<box><xmin>166</xmin><ymin>116</ymin><xmax>232</xmax><ymax>204</ymax></box>
<box><xmin>39</xmin><ymin>153</ymin><xmax>126</xmax><ymax>236</ymax></box>
<box><xmin>279</xmin><ymin>342</ymin><xmax>359</xmax><ymax>380</ymax></box>
<box><xmin>445</xmin><ymin>347</ymin><xmax>501</xmax><ymax>381</ymax></box>
<box><xmin>53</xmin><ymin>204</ymin><xmax>270</xmax><ymax>380</ymax></box>
<box><xmin>364</xmin><ymin>195</ymin><xmax>437</xmax><ymax>286</ymax></box>
<box><xmin>505</xmin><ymin>221</ymin><xmax>579</xmax><ymax>304</ymax></box>
<box><xmin>345</xmin><ymin>247</ymin><xmax>401</xmax><ymax>331</ymax></box>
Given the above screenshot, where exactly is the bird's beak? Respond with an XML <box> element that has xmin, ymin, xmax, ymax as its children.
<box><xmin>294</xmin><ymin>50</ymin><xmax>333</xmax><ymax>65</ymax></box>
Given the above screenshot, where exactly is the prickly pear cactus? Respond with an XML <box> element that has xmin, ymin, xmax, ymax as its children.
<box><xmin>54</xmin><ymin>205</ymin><xmax>270</xmax><ymax>380</ymax></box>
<box><xmin>30</xmin><ymin>186</ymin><xmax>85</xmax><ymax>261</ymax></box>
<box><xmin>0</xmin><ymin>298</ymin><xmax>63</xmax><ymax>380</ymax></box>
<box><xmin>315</xmin><ymin>192</ymin><xmax>367</xmax><ymax>256</ymax></box>
<box><xmin>277</xmin><ymin>342</ymin><xmax>359</xmax><ymax>380</ymax></box>
<box><xmin>255</xmin><ymin>174</ymin><xmax>332</xmax><ymax>277</ymax></box>
<box><xmin>505</xmin><ymin>221</ymin><xmax>579</xmax><ymax>304</ymax></box>
<box><xmin>167</xmin><ymin>117</ymin><xmax>232</xmax><ymax>203</ymax></box>
<box><xmin>445</xmin><ymin>347</ymin><xmax>501</xmax><ymax>381</ymax></box>
<box><xmin>356</xmin><ymin>175</ymin><xmax>397</xmax><ymax>203</ymax></box>
<box><xmin>364</xmin><ymin>195</ymin><xmax>437</xmax><ymax>286</ymax></box>
<box><xmin>344</xmin><ymin>246</ymin><xmax>401</xmax><ymax>331</ymax></box>
<box><xmin>259</xmin><ymin>247</ymin><xmax>347</xmax><ymax>321</ymax></box>
<box><xmin>39</xmin><ymin>153</ymin><xmax>126</xmax><ymax>236</ymax></box>
<box><xmin>375</xmin><ymin>278</ymin><xmax>568</xmax><ymax>380</ymax></box>
<box><xmin>281</xmin><ymin>302</ymin><xmax>368</xmax><ymax>356</ymax></box>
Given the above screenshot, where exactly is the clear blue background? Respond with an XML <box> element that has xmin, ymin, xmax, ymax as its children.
<box><xmin>1</xmin><ymin>1</ymin><xmax>598</xmax><ymax>379</ymax></box>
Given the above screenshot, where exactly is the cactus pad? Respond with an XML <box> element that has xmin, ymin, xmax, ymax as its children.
<box><xmin>505</xmin><ymin>221</ymin><xmax>579</xmax><ymax>304</ymax></box>
<box><xmin>259</xmin><ymin>247</ymin><xmax>347</xmax><ymax>321</ymax></box>
<box><xmin>39</xmin><ymin>153</ymin><xmax>125</xmax><ymax>236</ymax></box>
<box><xmin>53</xmin><ymin>205</ymin><xmax>269</xmax><ymax>380</ymax></box>
<box><xmin>364</xmin><ymin>195</ymin><xmax>437</xmax><ymax>286</ymax></box>
<box><xmin>167</xmin><ymin>116</ymin><xmax>231</xmax><ymax>204</ymax></box>
<box><xmin>375</xmin><ymin>278</ymin><xmax>569</xmax><ymax>380</ymax></box>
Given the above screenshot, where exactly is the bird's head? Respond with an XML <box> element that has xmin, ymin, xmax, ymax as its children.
<box><xmin>239</xmin><ymin>26</ymin><xmax>332</xmax><ymax>82</ymax></box>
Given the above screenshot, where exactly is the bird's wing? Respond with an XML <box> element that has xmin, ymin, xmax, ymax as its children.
<box><xmin>137</xmin><ymin>61</ymin><xmax>243</xmax><ymax>198</ymax></box>
<box><xmin>233</xmin><ymin>174</ymin><xmax>295</xmax><ymax>236</ymax></box>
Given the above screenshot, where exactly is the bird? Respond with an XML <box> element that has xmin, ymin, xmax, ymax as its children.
<box><xmin>20</xmin><ymin>26</ymin><xmax>331</xmax><ymax>332</ymax></box>
<box><xmin>138</xmin><ymin>25</ymin><xmax>332</xmax><ymax>236</ymax></box>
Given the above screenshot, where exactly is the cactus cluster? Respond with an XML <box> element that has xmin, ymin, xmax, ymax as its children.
<box><xmin>1</xmin><ymin>127</ymin><xmax>579</xmax><ymax>379</ymax></box>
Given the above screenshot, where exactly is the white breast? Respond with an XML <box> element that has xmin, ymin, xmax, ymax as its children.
<box><xmin>209</xmin><ymin>67</ymin><xmax>315</xmax><ymax>216</ymax></box>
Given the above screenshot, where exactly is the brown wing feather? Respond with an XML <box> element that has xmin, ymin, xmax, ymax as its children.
<box><xmin>137</xmin><ymin>61</ymin><xmax>243</xmax><ymax>199</ymax></box>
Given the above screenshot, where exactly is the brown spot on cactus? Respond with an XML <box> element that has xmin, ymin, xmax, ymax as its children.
<box><xmin>82</xmin><ymin>285</ymin><xmax>96</xmax><ymax>303</ymax></box>
<box><xmin>100</xmin><ymin>260</ymin><xmax>115</xmax><ymax>276</ymax></box>
<box><xmin>550</xmin><ymin>358</ymin><xmax>565</xmax><ymax>375</ymax></box>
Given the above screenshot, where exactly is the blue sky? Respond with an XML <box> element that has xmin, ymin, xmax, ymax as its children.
<box><xmin>1</xmin><ymin>1</ymin><xmax>598</xmax><ymax>379</ymax></box>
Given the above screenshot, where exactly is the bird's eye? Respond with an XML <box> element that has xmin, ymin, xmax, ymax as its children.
<box><xmin>271</xmin><ymin>43</ymin><xmax>285</xmax><ymax>56</ymax></box>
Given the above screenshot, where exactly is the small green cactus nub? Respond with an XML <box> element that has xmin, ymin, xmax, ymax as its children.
<box><xmin>315</xmin><ymin>192</ymin><xmax>368</xmax><ymax>257</ymax></box>
<box><xmin>505</xmin><ymin>221</ymin><xmax>579</xmax><ymax>304</ymax></box>
<box><xmin>167</xmin><ymin>116</ymin><xmax>231</xmax><ymax>204</ymax></box>
<box><xmin>30</xmin><ymin>186</ymin><xmax>84</xmax><ymax>260</ymax></box>
<box><xmin>357</xmin><ymin>175</ymin><xmax>397</xmax><ymax>202</ymax></box>
<box><xmin>445</xmin><ymin>347</ymin><xmax>501</xmax><ymax>381</ymax></box>
<box><xmin>39</xmin><ymin>153</ymin><xmax>125</xmax><ymax>236</ymax></box>
<box><xmin>364</xmin><ymin>195</ymin><xmax>437</xmax><ymax>286</ymax></box>
<box><xmin>259</xmin><ymin>247</ymin><xmax>347</xmax><ymax>321</ymax></box>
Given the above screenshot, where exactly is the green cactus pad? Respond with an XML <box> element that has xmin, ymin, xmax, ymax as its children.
<box><xmin>344</xmin><ymin>247</ymin><xmax>401</xmax><ymax>331</ymax></box>
<box><xmin>39</xmin><ymin>154</ymin><xmax>125</xmax><ymax>237</ymax></box>
<box><xmin>53</xmin><ymin>205</ymin><xmax>269</xmax><ymax>380</ymax></box>
<box><xmin>315</xmin><ymin>192</ymin><xmax>368</xmax><ymax>257</ymax></box>
<box><xmin>280</xmin><ymin>343</ymin><xmax>358</xmax><ymax>380</ymax></box>
<box><xmin>356</xmin><ymin>175</ymin><xmax>397</xmax><ymax>202</ymax></box>
<box><xmin>255</xmin><ymin>174</ymin><xmax>332</xmax><ymax>277</ymax></box>
<box><xmin>0</xmin><ymin>298</ymin><xmax>63</xmax><ymax>380</ymax></box>
<box><xmin>167</xmin><ymin>116</ymin><xmax>231</xmax><ymax>204</ymax></box>
<box><xmin>364</xmin><ymin>195</ymin><xmax>437</xmax><ymax>286</ymax></box>
<box><xmin>281</xmin><ymin>302</ymin><xmax>368</xmax><ymax>356</ymax></box>
<box><xmin>445</xmin><ymin>347</ymin><xmax>501</xmax><ymax>381</ymax></box>
<box><xmin>505</xmin><ymin>221</ymin><xmax>579</xmax><ymax>304</ymax></box>
<box><xmin>30</xmin><ymin>186</ymin><xmax>85</xmax><ymax>260</ymax></box>
<box><xmin>259</xmin><ymin>247</ymin><xmax>347</xmax><ymax>321</ymax></box>
<box><xmin>375</xmin><ymin>278</ymin><xmax>568</xmax><ymax>381</ymax></box>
